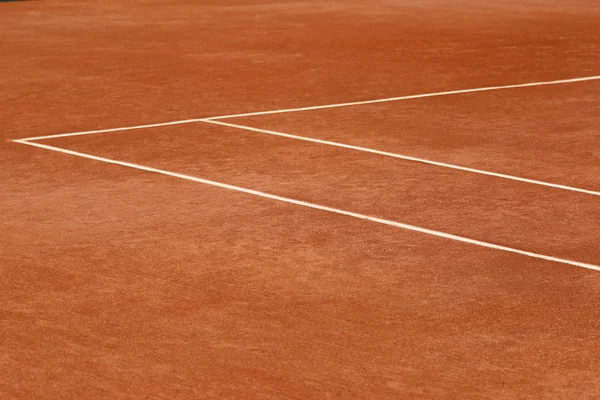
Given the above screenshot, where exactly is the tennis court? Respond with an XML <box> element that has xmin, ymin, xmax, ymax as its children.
<box><xmin>2</xmin><ymin>1</ymin><xmax>600</xmax><ymax>398</ymax></box>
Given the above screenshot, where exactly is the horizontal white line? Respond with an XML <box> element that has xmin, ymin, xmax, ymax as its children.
<box><xmin>15</xmin><ymin>75</ymin><xmax>600</xmax><ymax>142</ymax></box>
<box><xmin>201</xmin><ymin>119</ymin><xmax>600</xmax><ymax>197</ymax></box>
<box><xmin>13</xmin><ymin>138</ymin><xmax>600</xmax><ymax>272</ymax></box>
<box><xmin>205</xmin><ymin>75</ymin><xmax>600</xmax><ymax>120</ymax></box>
<box><xmin>18</xmin><ymin>119</ymin><xmax>204</xmax><ymax>142</ymax></box>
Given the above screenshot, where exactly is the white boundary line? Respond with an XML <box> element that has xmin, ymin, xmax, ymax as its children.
<box><xmin>202</xmin><ymin>119</ymin><xmax>600</xmax><ymax>197</ymax></box>
<box><xmin>19</xmin><ymin>119</ymin><xmax>204</xmax><ymax>142</ymax></box>
<box><xmin>16</xmin><ymin>75</ymin><xmax>600</xmax><ymax>142</ymax></box>
<box><xmin>205</xmin><ymin>75</ymin><xmax>600</xmax><ymax>120</ymax></box>
<box><xmin>13</xmin><ymin>138</ymin><xmax>600</xmax><ymax>272</ymax></box>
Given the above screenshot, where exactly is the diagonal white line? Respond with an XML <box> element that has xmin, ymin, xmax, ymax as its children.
<box><xmin>15</xmin><ymin>75</ymin><xmax>600</xmax><ymax>142</ymax></box>
<box><xmin>18</xmin><ymin>119</ymin><xmax>204</xmax><ymax>142</ymax></box>
<box><xmin>201</xmin><ymin>119</ymin><xmax>600</xmax><ymax>197</ymax></box>
<box><xmin>204</xmin><ymin>75</ymin><xmax>600</xmax><ymax>120</ymax></box>
<box><xmin>13</xmin><ymin>138</ymin><xmax>600</xmax><ymax>272</ymax></box>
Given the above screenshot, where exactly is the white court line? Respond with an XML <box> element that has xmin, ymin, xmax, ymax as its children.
<box><xmin>205</xmin><ymin>75</ymin><xmax>600</xmax><ymax>120</ymax></box>
<box><xmin>19</xmin><ymin>119</ymin><xmax>204</xmax><ymax>142</ymax></box>
<box><xmin>201</xmin><ymin>119</ymin><xmax>600</xmax><ymax>197</ymax></box>
<box><xmin>16</xmin><ymin>75</ymin><xmax>600</xmax><ymax>142</ymax></box>
<box><xmin>13</xmin><ymin>138</ymin><xmax>600</xmax><ymax>272</ymax></box>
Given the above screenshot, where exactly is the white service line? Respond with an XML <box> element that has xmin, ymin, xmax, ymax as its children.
<box><xmin>19</xmin><ymin>119</ymin><xmax>204</xmax><ymax>142</ymax></box>
<box><xmin>13</xmin><ymin>138</ymin><xmax>600</xmax><ymax>272</ymax></box>
<box><xmin>201</xmin><ymin>119</ymin><xmax>600</xmax><ymax>197</ymax></box>
<box><xmin>205</xmin><ymin>75</ymin><xmax>600</xmax><ymax>120</ymax></box>
<box><xmin>15</xmin><ymin>75</ymin><xmax>600</xmax><ymax>142</ymax></box>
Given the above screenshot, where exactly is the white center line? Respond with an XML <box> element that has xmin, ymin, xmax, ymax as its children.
<box><xmin>13</xmin><ymin>138</ymin><xmax>600</xmax><ymax>273</ymax></box>
<box><xmin>201</xmin><ymin>119</ymin><xmax>600</xmax><ymax>197</ymax></box>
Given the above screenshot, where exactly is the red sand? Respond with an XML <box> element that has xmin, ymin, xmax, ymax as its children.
<box><xmin>2</xmin><ymin>1</ymin><xmax>600</xmax><ymax>398</ymax></box>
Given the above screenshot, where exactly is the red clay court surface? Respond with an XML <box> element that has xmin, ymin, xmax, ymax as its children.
<box><xmin>2</xmin><ymin>1</ymin><xmax>600</xmax><ymax>399</ymax></box>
